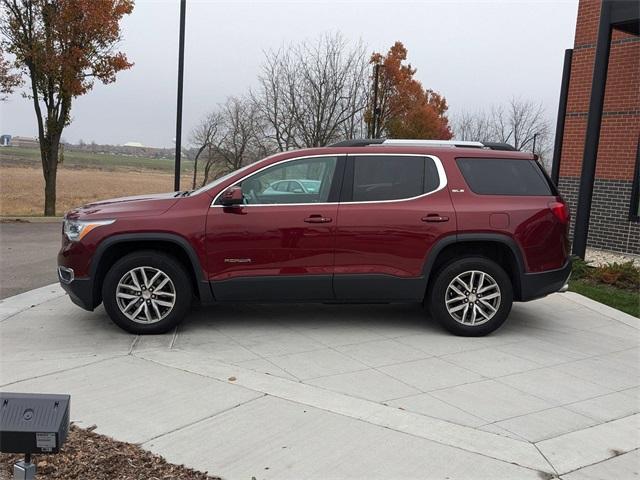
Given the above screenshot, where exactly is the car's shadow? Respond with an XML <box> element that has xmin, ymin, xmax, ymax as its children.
<box><xmin>184</xmin><ymin>301</ymin><xmax>443</xmax><ymax>335</ymax></box>
<box><xmin>88</xmin><ymin>297</ymin><xmax>534</xmax><ymax>340</ymax></box>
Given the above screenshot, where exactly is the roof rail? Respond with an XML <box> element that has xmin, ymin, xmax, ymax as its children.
<box><xmin>330</xmin><ymin>139</ymin><xmax>385</xmax><ymax>147</ymax></box>
<box><xmin>328</xmin><ymin>139</ymin><xmax>517</xmax><ymax>150</ymax></box>
<box><xmin>481</xmin><ymin>142</ymin><xmax>517</xmax><ymax>151</ymax></box>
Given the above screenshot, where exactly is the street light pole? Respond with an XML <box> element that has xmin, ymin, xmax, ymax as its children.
<box><xmin>370</xmin><ymin>64</ymin><xmax>381</xmax><ymax>139</ymax></box>
<box><xmin>174</xmin><ymin>0</ymin><xmax>186</xmax><ymax>191</ymax></box>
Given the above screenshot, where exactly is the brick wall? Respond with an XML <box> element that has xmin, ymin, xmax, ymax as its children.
<box><xmin>558</xmin><ymin>0</ymin><xmax>640</xmax><ymax>254</ymax></box>
<box><xmin>559</xmin><ymin>176</ymin><xmax>640</xmax><ymax>254</ymax></box>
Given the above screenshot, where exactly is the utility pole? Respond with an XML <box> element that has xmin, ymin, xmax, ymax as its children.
<box><xmin>174</xmin><ymin>0</ymin><xmax>186</xmax><ymax>191</ymax></box>
<box><xmin>532</xmin><ymin>133</ymin><xmax>538</xmax><ymax>156</ymax></box>
<box><xmin>370</xmin><ymin>63</ymin><xmax>381</xmax><ymax>138</ymax></box>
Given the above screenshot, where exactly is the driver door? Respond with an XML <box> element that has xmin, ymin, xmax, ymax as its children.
<box><xmin>205</xmin><ymin>155</ymin><xmax>343</xmax><ymax>301</ymax></box>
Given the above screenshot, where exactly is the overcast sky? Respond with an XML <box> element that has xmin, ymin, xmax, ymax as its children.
<box><xmin>1</xmin><ymin>0</ymin><xmax>578</xmax><ymax>148</ymax></box>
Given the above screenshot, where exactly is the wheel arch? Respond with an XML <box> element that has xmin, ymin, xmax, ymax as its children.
<box><xmin>91</xmin><ymin>233</ymin><xmax>213</xmax><ymax>307</ymax></box>
<box><xmin>423</xmin><ymin>233</ymin><xmax>526</xmax><ymax>301</ymax></box>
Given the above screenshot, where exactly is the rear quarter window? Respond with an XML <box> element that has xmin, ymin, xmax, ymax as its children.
<box><xmin>456</xmin><ymin>158</ymin><xmax>554</xmax><ymax>196</ymax></box>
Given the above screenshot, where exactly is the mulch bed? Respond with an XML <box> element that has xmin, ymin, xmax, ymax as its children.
<box><xmin>0</xmin><ymin>424</ymin><xmax>220</xmax><ymax>479</ymax></box>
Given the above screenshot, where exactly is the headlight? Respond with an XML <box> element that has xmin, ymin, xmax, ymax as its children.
<box><xmin>63</xmin><ymin>219</ymin><xmax>115</xmax><ymax>242</ymax></box>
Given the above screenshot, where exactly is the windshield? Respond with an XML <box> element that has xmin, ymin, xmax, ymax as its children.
<box><xmin>190</xmin><ymin>162</ymin><xmax>256</xmax><ymax>196</ymax></box>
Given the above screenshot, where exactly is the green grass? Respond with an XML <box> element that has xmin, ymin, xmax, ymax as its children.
<box><xmin>0</xmin><ymin>146</ymin><xmax>193</xmax><ymax>172</ymax></box>
<box><xmin>569</xmin><ymin>279</ymin><xmax>639</xmax><ymax>318</ymax></box>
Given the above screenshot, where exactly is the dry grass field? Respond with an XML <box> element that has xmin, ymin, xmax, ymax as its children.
<box><xmin>0</xmin><ymin>165</ymin><xmax>193</xmax><ymax>216</ymax></box>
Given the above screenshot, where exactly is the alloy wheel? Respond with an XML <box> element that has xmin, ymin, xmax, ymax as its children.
<box><xmin>445</xmin><ymin>270</ymin><xmax>501</xmax><ymax>326</ymax></box>
<box><xmin>115</xmin><ymin>266</ymin><xmax>176</xmax><ymax>324</ymax></box>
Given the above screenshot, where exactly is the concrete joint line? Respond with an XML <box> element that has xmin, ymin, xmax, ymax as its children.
<box><xmin>534</xmin><ymin>414</ymin><xmax>640</xmax><ymax>475</ymax></box>
<box><xmin>140</xmin><ymin>394</ymin><xmax>266</xmax><ymax>446</ymax></box>
<box><xmin>128</xmin><ymin>336</ymin><xmax>140</xmax><ymax>355</ymax></box>
<box><xmin>0</xmin><ymin>355</ymin><xmax>123</xmax><ymax>388</ymax></box>
<box><xmin>135</xmin><ymin>350</ymin><xmax>555</xmax><ymax>474</ymax></box>
<box><xmin>557</xmin><ymin>447</ymin><xmax>640</xmax><ymax>477</ymax></box>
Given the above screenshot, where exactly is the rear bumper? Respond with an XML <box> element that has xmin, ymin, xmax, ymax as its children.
<box><xmin>519</xmin><ymin>259</ymin><xmax>572</xmax><ymax>301</ymax></box>
<box><xmin>58</xmin><ymin>267</ymin><xmax>96</xmax><ymax>311</ymax></box>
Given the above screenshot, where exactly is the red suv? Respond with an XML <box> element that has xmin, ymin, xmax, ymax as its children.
<box><xmin>58</xmin><ymin>139</ymin><xmax>571</xmax><ymax>336</ymax></box>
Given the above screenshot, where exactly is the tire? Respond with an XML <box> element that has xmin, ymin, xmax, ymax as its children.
<box><xmin>102</xmin><ymin>250</ymin><xmax>192</xmax><ymax>334</ymax></box>
<box><xmin>428</xmin><ymin>256</ymin><xmax>513</xmax><ymax>336</ymax></box>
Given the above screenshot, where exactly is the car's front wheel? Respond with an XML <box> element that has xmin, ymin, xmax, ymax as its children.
<box><xmin>428</xmin><ymin>256</ymin><xmax>513</xmax><ymax>336</ymax></box>
<box><xmin>102</xmin><ymin>250</ymin><xmax>192</xmax><ymax>334</ymax></box>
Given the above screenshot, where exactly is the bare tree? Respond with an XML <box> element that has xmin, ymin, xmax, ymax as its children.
<box><xmin>215</xmin><ymin>96</ymin><xmax>265</xmax><ymax>173</ymax></box>
<box><xmin>490</xmin><ymin>99</ymin><xmax>550</xmax><ymax>152</ymax></box>
<box><xmin>189</xmin><ymin>112</ymin><xmax>222</xmax><ymax>189</ymax></box>
<box><xmin>451</xmin><ymin>110</ymin><xmax>495</xmax><ymax>143</ymax></box>
<box><xmin>196</xmin><ymin>96</ymin><xmax>271</xmax><ymax>186</ymax></box>
<box><xmin>255</xmin><ymin>32</ymin><xmax>369</xmax><ymax>150</ymax></box>
<box><xmin>452</xmin><ymin>98</ymin><xmax>553</xmax><ymax>167</ymax></box>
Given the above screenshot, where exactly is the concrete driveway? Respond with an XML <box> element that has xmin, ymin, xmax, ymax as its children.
<box><xmin>0</xmin><ymin>286</ymin><xmax>638</xmax><ymax>479</ymax></box>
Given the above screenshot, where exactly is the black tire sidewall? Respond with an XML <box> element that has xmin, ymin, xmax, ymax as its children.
<box><xmin>429</xmin><ymin>257</ymin><xmax>513</xmax><ymax>336</ymax></box>
<box><xmin>102</xmin><ymin>251</ymin><xmax>192</xmax><ymax>334</ymax></box>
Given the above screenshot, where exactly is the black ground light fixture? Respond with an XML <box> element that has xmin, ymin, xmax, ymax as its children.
<box><xmin>0</xmin><ymin>392</ymin><xmax>70</xmax><ymax>480</ymax></box>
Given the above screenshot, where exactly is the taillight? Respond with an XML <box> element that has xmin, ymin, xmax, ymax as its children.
<box><xmin>549</xmin><ymin>201</ymin><xmax>570</xmax><ymax>223</ymax></box>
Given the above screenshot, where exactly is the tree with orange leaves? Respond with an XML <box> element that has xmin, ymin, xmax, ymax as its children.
<box><xmin>0</xmin><ymin>46</ymin><xmax>21</xmax><ymax>99</ymax></box>
<box><xmin>1</xmin><ymin>0</ymin><xmax>134</xmax><ymax>215</ymax></box>
<box><xmin>367</xmin><ymin>42</ymin><xmax>452</xmax><ymax>140</ymax></box>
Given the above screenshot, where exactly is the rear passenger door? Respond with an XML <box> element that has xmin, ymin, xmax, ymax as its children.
<box><xmin>333</xmin><ymin>154</ymin><xmax>455</xmax><ymax>301</ymax></box>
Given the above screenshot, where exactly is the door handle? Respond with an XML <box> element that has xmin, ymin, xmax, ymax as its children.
<box><xmin>304</xmin><ymin>215</ymin><xmax>332</xmax><ymax>223</ymax></box>
<box><xmin>422</xmin><ymin>214</ymin><xmax>449</xmax><ymax>223</ymax></box>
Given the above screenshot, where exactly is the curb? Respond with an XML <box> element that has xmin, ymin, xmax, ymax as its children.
<box><xmin>0</xmin><ymin>283</ymin><xmax>65</xmax><ymax>321</ymax></box>
<box><xmin>562</xmin><ymin>291</ymin><xmax>639</xmax><ymax>329</ymax></box>
<box><xmin>1</xmin><ymin>217</ymin><xmax>63</xmax><ymax>223</ymax></box>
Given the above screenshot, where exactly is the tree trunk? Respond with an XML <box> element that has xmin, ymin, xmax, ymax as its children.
<box><xmin>192</xmin><ymin>156</ymin><xmax>198</xmax><ymax>190</ymax></box>
<box><xmin>42</xmin><ymin>139</ymin><xmax>59</xmax><ymax>216</ymax></box>
<box><xmin>192</xmin><ymin>145</ymin><xmax>206</xmax><ymax>189</ymax></box>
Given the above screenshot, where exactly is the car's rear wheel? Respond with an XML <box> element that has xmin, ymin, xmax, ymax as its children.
<box><xmin>102</xmin><ymin>250</ymin><xmax>192</xmax><ymax>334</ymax></box>
<box><xmin>428</xmin><ymin>256</ymin><xmax>513</xmax><ymax>336</ymax></box>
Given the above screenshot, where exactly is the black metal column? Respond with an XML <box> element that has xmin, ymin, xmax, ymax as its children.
<box><xmin>174</xmin><ymin>0</ymin><xmax>187</xmax><ymax>191</ymax></box>
<box><xmin>369</xmin><ymin>64</ymin><xmax>380</xmax><ymax>139</ymax></box>
<box><xmin>551</xmin><ymin>49</ymin><xmax>573</xmax><ymax>185</ymax></box>
<box><xmin>572</xmin><ymin>2</ymin><xmax>612</xmax><ymax>259</ymax></box>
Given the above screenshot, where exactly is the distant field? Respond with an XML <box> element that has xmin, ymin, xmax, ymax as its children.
<box><xmin>0</xmin><ymin>147</ymin><xmax>206</xmax><ymax>216</ymax></box>
<box><xmin>0</xmin><ymin>146</ymin><xmax>194</xmax><ymax>172</ymax></box>
<box><xmin>0</xmin><ymin>165</ymin><xmax>196</xmax><ymax>216</ymax></box>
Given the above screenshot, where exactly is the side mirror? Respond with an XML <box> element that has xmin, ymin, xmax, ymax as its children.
<box><xmin>220</xmin><ymin>185</ymin><xmax>244</xmax><ymax>206</ymax></box>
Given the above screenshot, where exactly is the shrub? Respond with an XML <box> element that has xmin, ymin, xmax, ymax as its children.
<box><xmin>570</xmin><ymin>256</ymin><xmax>591</xmax><ymax>280</ymax></box>
<box><xmin>572</xmin><ymin>257</ymin><xmax>640</xmax><ymax>291</ymax></box>
<box><xmin>590</xmin><ymin>261</ymin><xmax>640</xmax><ymax>291</ymax></box>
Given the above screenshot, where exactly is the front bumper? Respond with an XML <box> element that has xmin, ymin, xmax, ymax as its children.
<box><xmin>57</xmin><ymin>267</ymin><xmax>96</xmax><ymax>311</ymax></box>
<box><xmin>519</xmin><ymin>259</ymin><xmax>572</xmax><ymax>301</ymax></box>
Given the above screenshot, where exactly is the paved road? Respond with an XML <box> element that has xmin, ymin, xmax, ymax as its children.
<box><xmin>0</xmin><ymin>221</ymin><xmax>61</xmax><ymax>299</ymax></box>
<box><xmin>1</xmin><ymin>286</ymin><xmax>637</xmax><ymax>479</ymax></box>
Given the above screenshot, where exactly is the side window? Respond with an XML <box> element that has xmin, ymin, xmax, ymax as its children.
<box><xmin>352</xmin><ymin>156</ymin><xmax>439</xmax><ymax>202</ymax></box>
<box><xmin>456</xmin><ymin>158</ymin><xmax>554</xmax><ymax>196</ymax></box>
<box><xmin>233</xmin><ymin>156</ymin><xmax>337</xmax><ymax>205</ymax></box>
